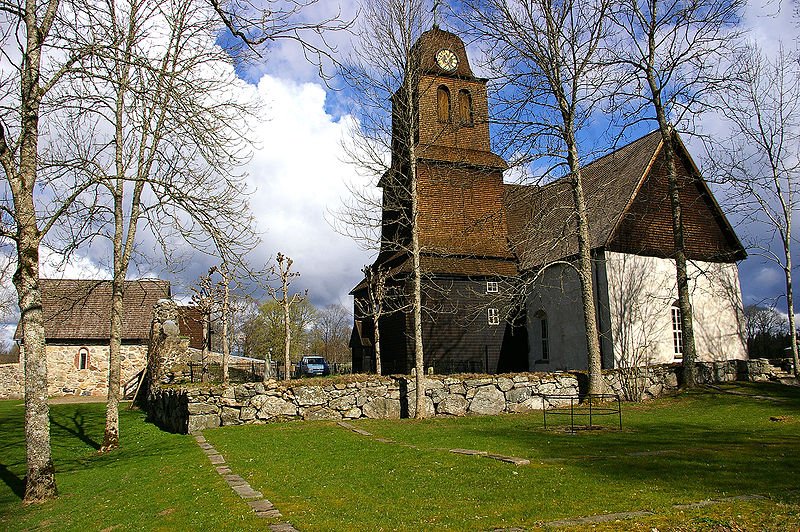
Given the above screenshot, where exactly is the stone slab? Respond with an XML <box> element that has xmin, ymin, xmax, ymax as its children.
<box><xmin>545</xmin><ymin>510</ymin><xmax>654</xmax><ymax>527</ymax></box>
<box><xmin>233</xmin><ymin>484</ymin><xmax>263</xmax><ymax>499</ymax></box>
<box><xmin>269</xmin><ymin>523</ymin><xmax>298</xmax><ymax>531</ymax></box>
<box><xmin>198</xmin><ymin>442</ymin><xmax>213</xmax><ymax>450</ymax></box>
<box><xmin>486</xmin><ymin>454</ymin><xmax>530</xmax><ymax>466</ymax></box>
<box><xmin>215</xmin><ymin>466</ymin><xmax>232</xmax><ymax>475</ymax></box>
<box><xmin>450</xmin><ymin>448</ymin><xmax>488</xmax><ymax>456</ymax></box>
<box><xmin>248</xmin><ymin>499</ymin><xmax>276</xmax><ymax>512</ymax></box>
<box><xmin>208</xmin><ymin>454</ymin><xmax>225</xmax><ymax>465</ymax></box>
<box><xmin>194</xmin><ymin>435</ymin><xmax>206</xmax><ymax>443</ymax></box>
<box><xmin>224</xmin><ymin>474</ymin><xmax>248</xmax><ymax>487</ymax></box>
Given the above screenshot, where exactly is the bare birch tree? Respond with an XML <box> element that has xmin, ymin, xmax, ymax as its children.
<box><xmin>708</xmin><ymin>43</ymin><xmax>800</xmax><ymax>376</ymax></box>
<box><xmin>267</xmin><ymin>252</ymin><xmax>307</xmax><ymax>381</ymax></box>
<box><xmin>0</xmin><ymin>0</ymin><xmax>102</xmax><ymax>501</ymax></box>
<box><xmin>55</xmin><ymin>0</ymin><xmax>257</xmax><ymax>452</ymax></box>
<box><xmin>339</xmin><ymin>0</ymin><xmax>431</xmax><ymax>417</ymax></box>
<box><xmin>609</xmin><ymin>0</ymin><xmax>744</xmax><ymax>387</ymax></box>
<box><xmin>359</xmin><ymin>264</ymin><xmax>388</xmax><ymax>374</ymax></box>
<box><xmin>0</xmin><ymin>0</ymin><xmax>343</xmax><ymax>501</ymax></box>
<box><xmin>464</xmin><ymin>0</ymin><xmax>613</xmax><ymax>395</ymax></box>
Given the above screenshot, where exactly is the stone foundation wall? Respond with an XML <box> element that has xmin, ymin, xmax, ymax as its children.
<box><xmin>146</xmin><ymin>358</ymin><xmax>792</xmax><ymax>434</ymax></box>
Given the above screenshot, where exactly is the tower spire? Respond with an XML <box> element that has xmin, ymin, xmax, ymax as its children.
<box><xmin>432</xmin><ymin>0</ymin><xmax>442</xmax><ymax>28</ymax></box>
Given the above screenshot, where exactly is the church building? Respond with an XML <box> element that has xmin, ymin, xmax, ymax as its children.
<box><xmin>350</xmin><ymin>26</ymin><xmax>747</xmax><ymax>375</ymax></box>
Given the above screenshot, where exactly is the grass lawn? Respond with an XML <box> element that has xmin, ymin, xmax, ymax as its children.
<box><xmin>0</xmin><ymin>401</ymin><xmax>268</xmax><ymax>531</ymax></box>
<box><xmin>205</xmin><ymin>382</ymin><xmax>800</xmax><ymax>531</ymax></box>
<box><xmin>0</xmin><ymin>383</ymin><xmax>798</xmax><ymax>531</ymax></box>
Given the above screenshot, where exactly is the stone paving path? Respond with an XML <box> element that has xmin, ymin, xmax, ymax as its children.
<box><xmin>194</xmin><ymin>433</ymin><xmax>298</xmax><ymax>531</ymax></box>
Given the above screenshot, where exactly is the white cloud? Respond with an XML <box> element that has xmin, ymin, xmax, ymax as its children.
<box><xmin>242</xmin><ymin>74</ymin><xmax>372</xmax><ymax>306</ymax></box>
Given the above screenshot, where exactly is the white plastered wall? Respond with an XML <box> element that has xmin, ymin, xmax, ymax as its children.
<box><xmin>604</xmin><ymin>251</ymin><xmax>747</xmax><ymax>366</ymax></box>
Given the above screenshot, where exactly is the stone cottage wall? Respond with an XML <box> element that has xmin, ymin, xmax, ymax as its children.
<box><xmin>2</xmin><ymin>344</ymin><xmax>148</xmax><ymax>399</ymax></box>
<box><xmin>46</xmin><ymin>344</ymin><xmax>147</xmax><ymax>396</ymax></box>
<box><xmin>0</xmin><ymin>363</ymin><xmax>23</xmax><ymax>399</ymax></box>
<box><xmin>146</xmin><ymin>358</ymin><xmax>790</xmax><ymax>434</ymax></box>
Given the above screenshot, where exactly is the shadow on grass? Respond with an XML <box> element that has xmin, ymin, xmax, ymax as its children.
<box><xmin>460</xmin><ymin>384</ymin><xmax>800</xmax><ymax>501</ymax></box>
<box><xmin>50</xmin><ymin>409</ymin><xmax>101</xmax><ymax>450</ymax></box>
<box><xmin>0</xmin><ymin>464</ymin><xmax>24</xmax><ymax>500</ymax></box>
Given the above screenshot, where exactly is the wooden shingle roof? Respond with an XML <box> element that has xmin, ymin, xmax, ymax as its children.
<box><xmin>15</xmin><ymin>279</ymin><xmax>170</xmax><ymax>342</ymax></box>
<box><xmin>505</xmin><ymin>130</ymin><xmax>744</xmax><ymax>269</ymax></box>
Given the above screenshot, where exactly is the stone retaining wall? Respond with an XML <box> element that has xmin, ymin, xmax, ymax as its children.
<box><xmin>147</xmin><ymin>358</ymin><xmax>791</xmax><ymax>434</ymax></box>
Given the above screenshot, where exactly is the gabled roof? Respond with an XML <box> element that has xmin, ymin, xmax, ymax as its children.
<box><xmin>15</xmin><ymin>279</ymin><xmax>170</xmax><ymax>342</ymax></box>
<box><xmin>505</xmin><ymin>130</ymin><xmax>745</xmax><ymax>269</ymax></box>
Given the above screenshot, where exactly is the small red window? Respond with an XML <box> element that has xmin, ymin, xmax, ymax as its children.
<box><xmin>77</xmin><ymin>347</ymin><xmax>89</xmax><ymax>369</ymax></box>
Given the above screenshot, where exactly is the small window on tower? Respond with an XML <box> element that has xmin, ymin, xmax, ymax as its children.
<box><xmin>486</xmin><ymin>281</ymin><xmax>499</xmax><ymax>293</ymax></box>
<box><xmin>459</xmin><ymin>89</ymin><xmax>473</xmax><ymax>126</ymax></box>
<box><xmin>488</xmin><ymin>308</ymin><xmax>500</xmax><ymax>326</ymax></box>
<box><xmin>437</xmin><ymin>85</ymin><xmax>451</xmax><ymax>123</ymax></box>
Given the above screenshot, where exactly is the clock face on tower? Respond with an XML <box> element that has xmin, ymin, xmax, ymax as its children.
<box><xmin>435</xmin><ymin>49</ymin><xmax>458</xmax><ymax>72</ymax></box>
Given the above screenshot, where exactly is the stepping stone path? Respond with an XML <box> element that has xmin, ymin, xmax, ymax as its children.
<box><xmin>540</xmin><ymin>494</ymin><xmax>767</xmax><ymax>528</ymax></box>
<box><xmin>194</xmin><ymin>433</ymin><xmax>297</xmax><ymax>531</ymax></box>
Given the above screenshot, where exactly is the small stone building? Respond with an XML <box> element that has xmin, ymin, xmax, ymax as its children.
<box><xmin>6</xmin><ymin>279</ymin><xmax>171</xmax><ymax>397</ymax></box>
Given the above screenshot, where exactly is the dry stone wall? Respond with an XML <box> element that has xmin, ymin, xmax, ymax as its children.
<box><xmin>148</xmin><ymin>373</ymin><xmax>580</xmax><ymax>433</ymax></box>
<box><xmin>147</xmin><ymin>358</ymin><xmax>791</xmax><ymax>434</ymax></box>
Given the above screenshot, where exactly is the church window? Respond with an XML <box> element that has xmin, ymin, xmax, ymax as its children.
<box><xmin>458</xmin><ymin>89</ymin><xmax>473</xmax><ymax>126</ymax></box>
<box><xmin>77</xmin><ymin>347</ymin><xmax>89</xmax><ymax>370</ymax></box>
<box><xmin>488</xmin><ymin>308</ymin><xmax>500</xmax><ymax>325</ymax></box>
<box><xmin>486</xmin><ymin>281</ymin><xmax>499</xmax><ymax>293</ymax></box>
<box><xmin>437</xmin><ymin>85</ymin><xmax>451</xmax><ymax>123</ymax></box>
<box><xmin>671</xmin><ymin>302</ymin><xmax>683</xmax><ymax>358</ymax></box>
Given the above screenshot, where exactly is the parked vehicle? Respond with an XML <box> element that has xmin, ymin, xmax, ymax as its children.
<box><xmin>297</xmin><ymin>355</ymin><xmax>331</xmax><ymax>377</ymax></box>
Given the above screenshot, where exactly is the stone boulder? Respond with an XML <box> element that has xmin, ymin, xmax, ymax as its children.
<box><xmin>406</xmin><ymin>396</ymin><xmax>435</xmax><ymax>418</ymax></box>
<box><xmin>188</xmin><ymin>413</ymin><xmax>220</xmax><ymax>433</ymax></box>
<box><xmin>294</xmin><ymin>386</ymin><xmax>326</xmax><ymax>406</ymax></box>
<box><xmin>362</xmin><ymin>397</ymin><xmax>401</xmax><ymax>419</ymax></box>
<box><xmin>252</xmin><ymin>395</ymin><xmax>297</xmax><ymax>419</ymax></box>
<box><xmin>437</xmin><ymin>394</ymin><xmax>468</xmax><ymax>416</ymax></box>
<box><xmin>469</xmin><ymin>386</ymin><xmax>505</xmax><ymax>415</ymax></box>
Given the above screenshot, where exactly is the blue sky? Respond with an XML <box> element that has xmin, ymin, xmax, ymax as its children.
<box><xmin>2</xmin><ymin>0</ymin><xmax>799</xmax><ymax>346</ymax></box>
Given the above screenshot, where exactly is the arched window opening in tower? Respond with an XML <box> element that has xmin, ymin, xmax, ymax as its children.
<box><xmin>437</xmin><ymin>85</ymin><xmax>451</xmax><ymax>123</ymax></box>
<box><xmin>459</xmin><ymin>89</ymin><xmax>473</xmax><ymax>126</ymax></box>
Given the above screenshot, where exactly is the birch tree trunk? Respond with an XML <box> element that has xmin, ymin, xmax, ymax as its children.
<box><xmin>12</xmin><ymin>0</ymin><xmax>58</xmax><ymax>499</ymax></box>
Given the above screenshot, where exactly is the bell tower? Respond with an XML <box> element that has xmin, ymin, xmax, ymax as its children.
<box><xmin>355</xmin><ymin>25</ymin><xmax>524</xmax><ymax>377</ymax></box>
<box><xmin>403</xmin><ymin>26</ymin><xmax>512</xmax><ymax>259</ymax></box>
